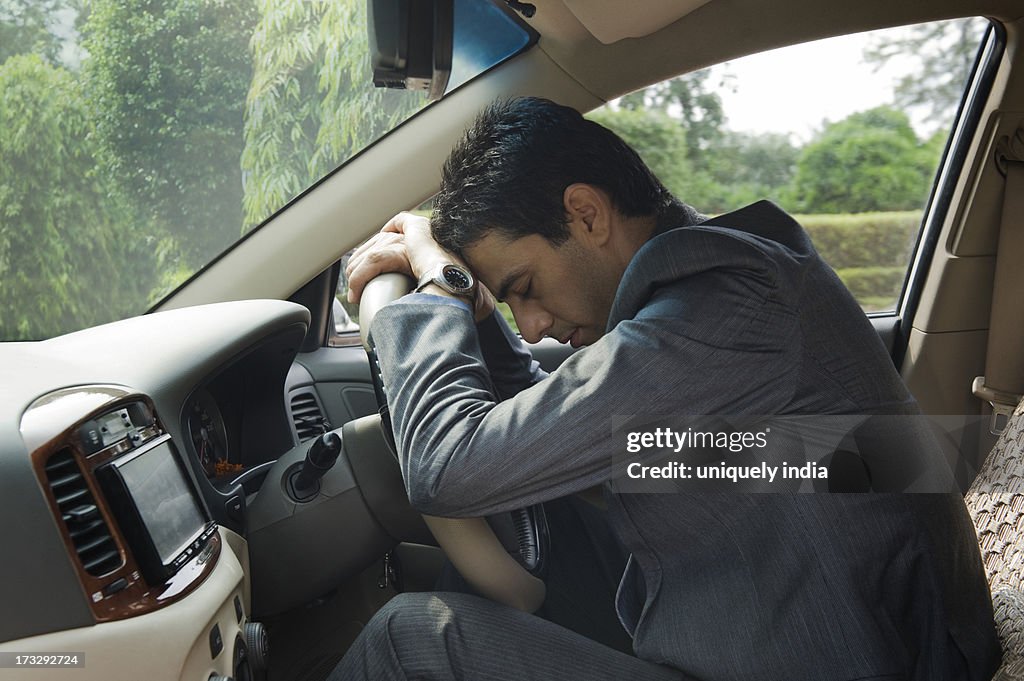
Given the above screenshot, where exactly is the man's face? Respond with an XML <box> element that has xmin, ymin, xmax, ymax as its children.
<box><xmin>463</xmin><ymin>229</ymin><xmax>621</xmax><ymax>347</ymax></box>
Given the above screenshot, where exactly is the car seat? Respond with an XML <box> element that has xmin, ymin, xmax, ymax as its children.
<box><xmin>966</xmin><ymin>398</ymin><xmax>1024</xmax><ymax>679</ymax></box>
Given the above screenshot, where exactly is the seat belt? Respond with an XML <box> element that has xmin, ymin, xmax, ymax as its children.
<box><xmin>972</xmin><ymin>125</ymin><xmax>1024</xmax><ymax>434</ymax></box>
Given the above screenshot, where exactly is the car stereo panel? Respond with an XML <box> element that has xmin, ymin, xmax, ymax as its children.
<box><xmin>25</xmin><ymin>387</ymin><xmax>220</xmax><ymax>623</ymax></box>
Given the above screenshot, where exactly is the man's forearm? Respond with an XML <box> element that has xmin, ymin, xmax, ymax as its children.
<box><xmin>476</xmin><ymin>309</ymin><xmax>547</xmax><ymax>401</ymax></box>
<box><xmin>369</xmin><ymin>276</ymin><xmax>796</xmax><ymax>518</ymax></box>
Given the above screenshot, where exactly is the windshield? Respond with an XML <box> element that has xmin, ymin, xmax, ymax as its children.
<box><xmin>0</xmin><ymin>0</ymin><xmax>530</xmax><ymax>341</ymax></box>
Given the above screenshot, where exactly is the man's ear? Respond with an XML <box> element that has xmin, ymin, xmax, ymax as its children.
<box><xmin>563</xmin><ymin>183</ymin><xmax>612</xmax><ymax>247</ymax></box>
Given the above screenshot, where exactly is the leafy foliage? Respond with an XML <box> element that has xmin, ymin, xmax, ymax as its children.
<box><xmin>242</xmin><ymin>0</ymin><xmax>425</xmax><ymax>230</ymax></box>
<box><xmin>0</xmin><ymin>55</ymin><xmax>155</xmax><ymax>339</ymax></box>
<box><xmin>834</xmin><ymin>266</ymin><xmax>906</xmax><ymax>310</ymax></box>
<box><xmin>803</xmin><ymin>211</ymin><xmax>922</xmax><ymax>311</ymax></box>
<box><xmin>691</xmin><ymin>131</ymin><xmax>800</xmax><ymax>212</ymax></box>
<box><xmin>791</xmin><ymin>107</ymin><xmax>937</xmax><ymax>214</ymax></box>
<box><xmin>0</xmin><ymin>0</ymin><xmax>67</xmax><ymax>65</ymax></box>
<box><xmin>618</xmin><ymin>70</ymin><xmax>728</xmax><ymax>164</ymax></box>
<box><xmin>609</xmin><ymin>69</ymin><xmax>799</xmax><ymax>213</ymax></box>
<box><xmin>585</xmin><ymin>107</ymin><xmax>694</xmax><ymax>201</ymax></box>
<box><xmin>864</xmin><ymin>17</ymin><xmax>988</xmax><ymax>126</ymax></box>
<box><xmin>82</xmin><ymin>0</ymin><xmax>257</xmax><ymax>269</ymax></box>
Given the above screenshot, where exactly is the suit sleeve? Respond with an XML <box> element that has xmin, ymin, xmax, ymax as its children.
<box><xmin>475</xmin><ymin>309</ymin><xmax>547</xmax><ymax>400</ymax></box>
<box><xmin>370</xmin><ymin>268</ymin><xmax>799</xmax><ymax>518</ymax></box>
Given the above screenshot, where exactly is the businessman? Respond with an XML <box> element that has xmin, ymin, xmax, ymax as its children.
<box><xmin>330</xmin><ymin>98</ymin><xmax>999</xmax><ymax>681</ymax></box>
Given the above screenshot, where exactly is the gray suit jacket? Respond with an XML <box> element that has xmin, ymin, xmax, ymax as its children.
<box><xmin>369</xmin><ymin>201</ymin><xmax>1001</xmax><ymax>681</ymax></box>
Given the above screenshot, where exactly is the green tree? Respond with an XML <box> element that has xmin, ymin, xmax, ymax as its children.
<box><xmin>0</xmin><ymin>0</ymin><xmax>67</xmax><ymax>65</ymax></box>
<box><xmin>82</xmin><ymin>0</ymin><xmax>257</xmax><ymax>270</ymax></box>
<box><xmin>613</xmin><ymin>68</ymin><xmax>798</xmax><ymax>213</ymax></box>
<box><xmin>589</xmin><ymin>107</ymin><xmax>799</xmax><ymax>214</ymax></box>
<box><xmin>864</xmin><ymin>17</ymin><xmax>988</xmax><ymax>126</ymax></box>
<box><xmin>619</xmin><ymin>69</ymin><xmax>728</xmax><ymax>166</ymax></box>
<box><xmin>696</xmin><ymin>131</ymin><xmax>800</xmax><ymax>212</ymax></box>
<box><xmin>791</xmin><ymin>106</ymin><xmax>936</xmax><ymax>214</ymax></box>
<box><xmin>586</xmin><ymin>107</ymin><xmax>694</xmax><ymax>201</ymax></box>
<box><xmin>242</xmin><ymin>0</ymin><xmax>425</xmax><ymax>230</ymax></box>
<box><xmin>714</xmin><ymin>132</ymin><xmax>799</xmax><ymax>195</ymax></box>
<box><xmin>0</xmin><ymin>55</ymin><xmax>154</xmax><ymax>340</ymax></box>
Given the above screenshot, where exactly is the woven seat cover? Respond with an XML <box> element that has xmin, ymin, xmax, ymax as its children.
<box><xmin>967</xmin><ymin>399</ymin><xmax>1024</xmax><ymax>679</ymax></box>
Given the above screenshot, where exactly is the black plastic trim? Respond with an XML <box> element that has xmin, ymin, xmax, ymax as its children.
<box><xmin>287</xmin><ymin>387</ymin><xmax>331</xmax><ymax>444</ymax></box>
<box><xmin>290</xmin><ymin>264</ymin><xmax>338</xmax><ymax>353</ymax></box>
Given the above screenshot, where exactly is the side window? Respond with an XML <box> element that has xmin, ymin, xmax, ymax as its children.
<box><xmin>330</xmin><ymin>209</ymin><xmax>436</xmax><ymax>344</ymax></box>
<box><xmin>590</xmin><ymin>18</ymin><xmax>989</xmax><ymax>313</ymax></box>
<box><xmin>330</xmin><ymin>250</ymin><xmax>365</xmax><ymax>346</ymax></box>
<box><xmin>332</xmin><ymin>250</ymin><xmax>360</xmax><ymax>336</ymax></box>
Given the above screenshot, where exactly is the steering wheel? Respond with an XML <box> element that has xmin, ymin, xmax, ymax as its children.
<box><xmin>359</xmin><ymin>273</ymin><xmax>547</xmax><ymax>612</ymax></box>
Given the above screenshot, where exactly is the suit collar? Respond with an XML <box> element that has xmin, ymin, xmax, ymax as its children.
<box><xmin>607</xmin><ymin>201</ymin><xmax>807</xmax><ymax>329</ymax></box>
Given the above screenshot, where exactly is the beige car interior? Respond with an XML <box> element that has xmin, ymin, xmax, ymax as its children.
<box><xmin>3</xmin><ymin>0</ymin><xmax>1024</xmax><ymax>679</ymax></box>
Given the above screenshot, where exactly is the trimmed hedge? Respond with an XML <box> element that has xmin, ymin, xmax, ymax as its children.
<box><xmin>794</xmin><ymin>210</ymin><xmax>921</xmax><ymax>269</ymax></box>
<box><xmin>834</xmin><ymin>266</ymin><xmax>906</xmax><ymax>311</ymax></box>
<box><xmin>834</xmin><ymin>265</ymin><xmax>906</xmax><ymax>296</ymax></box>
<box><xmin>793</xmin><ymin>211</ymin><xmax>921</xmax><ymax>311</ymax></box>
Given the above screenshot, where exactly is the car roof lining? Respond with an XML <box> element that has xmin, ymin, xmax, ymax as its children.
<box><xmin>560</xmin><ymin>0</ymin><xmax>714</xmax><ymax>45</ymax></box>
<box><xmin>528</xmin><ymin>0</ymin><xmax>1023</xmax><ymax>102</ymax></box>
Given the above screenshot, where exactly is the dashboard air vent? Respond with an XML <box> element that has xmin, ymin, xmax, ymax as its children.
<box><xmin>44</xmin><ymin>449</ymin><xmax>121</xmax><ymax>577</ymax></box>
<box><xmin>289</xmin><ymin>390</ymin><xmax>330</xmax><ymax>443</ymax></box>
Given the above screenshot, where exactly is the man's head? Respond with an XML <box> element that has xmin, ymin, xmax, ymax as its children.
<box><xmin>432</xmin><ymin>97</ymin><xmax>677</xmax><ymax>255</ymax></box>
<box><xmin>431</xmin><ymin>97</ymin><xmax>693</xmax><ymax>347</ymax></box>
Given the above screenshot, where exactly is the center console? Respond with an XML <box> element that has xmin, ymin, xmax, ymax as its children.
<box><xmin>32</xmin><ymin>394</ymin><xmax>220</xmax><ymax>620</ymax></box>
<box><xmin>16</xmin><ymin>385</ymin><xmax>265</xmax><ymax>681</ymax></box>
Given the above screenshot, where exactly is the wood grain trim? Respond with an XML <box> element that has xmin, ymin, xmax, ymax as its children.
<box><xmin>23</xmin><ymin>387</ymin><xmax>220</xmax><ymax>622</ymax></box>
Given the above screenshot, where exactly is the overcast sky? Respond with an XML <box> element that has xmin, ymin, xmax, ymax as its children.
<box><xmin>709</xmin><ymin>28</ymin><xmax>937</xmax><ymax>143</ymax></box>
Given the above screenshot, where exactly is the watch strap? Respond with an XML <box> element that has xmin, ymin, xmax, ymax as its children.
<box><xmin>414</xmin><ymin>263</ymin><xmax>476</xmax><ymax>299</ymax></box>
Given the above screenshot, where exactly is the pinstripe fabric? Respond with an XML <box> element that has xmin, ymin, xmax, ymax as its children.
<box><xmin>343</xmin><ymin>201</ymin><xmax>1000</xmax><ymax>680</ymax></box>
<box><xmin>328</xmin><ymin>592</ymin><xmax>687</xmax><ymax>680</ymax></box>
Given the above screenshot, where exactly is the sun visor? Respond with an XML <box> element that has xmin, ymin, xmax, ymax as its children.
<box><xmin>561</xmin><ymin>0</ymin><xmax>714</xmax><ymax>44</ymax></box>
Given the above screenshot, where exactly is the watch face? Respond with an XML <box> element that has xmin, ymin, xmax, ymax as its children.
<box><xmin>441</xmin><ymin>264</ymin><xmax>473</xmax><ymax>292</ymax></box>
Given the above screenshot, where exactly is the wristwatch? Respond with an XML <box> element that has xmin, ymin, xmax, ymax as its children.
<box><xmin>415</xmin><ymin>263</ymin><xmax>476</xmax><ymax>300</ymax></box>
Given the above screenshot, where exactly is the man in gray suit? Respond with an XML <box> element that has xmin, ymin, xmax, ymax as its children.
<box><xmin>331</xmin><ymin>98</ymin><xmax>1000</xmax><ymax>680</ymax></box>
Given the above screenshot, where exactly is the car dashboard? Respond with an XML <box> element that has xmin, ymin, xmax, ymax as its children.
<box><xmin>0</xmin><ymin>300</ymin><xmax>373</xmax><ymax>681</ymax></box>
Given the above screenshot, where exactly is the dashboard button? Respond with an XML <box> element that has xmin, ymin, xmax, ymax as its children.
<box><xmin>225</xmin><ymin>496</ymin><xmax>244</xmax><ymax>523</ymax></box>
<box><xmin>103</xmin><ymin>578</ymin><xmax>128</xmax><ymax>596</ymax></box>
<box><xmin>79</xmin><ymin>421</ymin><xmax>103</xmax><ymax>453</ymax></box>
<box><xmin>209</xmin><ymin>623</ymin><xmax>223</xmax><ymax>659</ymax></box>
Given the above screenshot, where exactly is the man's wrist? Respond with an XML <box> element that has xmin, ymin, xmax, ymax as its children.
<box><xmin>411</xmin><ymin>258</ymin><xmax>491</xmax><ymax>320</ymax></box>
<box><xmin>416</xmin><ymin>262</ymin><xmax>475</xmax><ymax>296</ymax></box>
<box><xmin>418</xmin><ymin>282</ymin><xmax>475</xmax><ymax>307</ymax></box>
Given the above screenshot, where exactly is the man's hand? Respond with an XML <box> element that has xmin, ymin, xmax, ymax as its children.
<box><xmin>345</xmin><ymin>212</ymin><xmax>443</xmax><ymax>300</ymax></box>
<box><xmin>346</xmin><ymin>212</ymin><xmax>495</xmax><ymax>322</ymax></box>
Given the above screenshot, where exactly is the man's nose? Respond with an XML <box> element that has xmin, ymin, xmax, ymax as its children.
<box><xmin>511</xmin><ymin>301</ymin><xmax>553</xmax><ymax>344</ymax></box>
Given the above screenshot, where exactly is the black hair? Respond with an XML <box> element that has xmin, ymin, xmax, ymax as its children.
<box><xmin>431</xmin><ymin>97</ymin><xmax>700</xmax><ymax>255</ymax></box>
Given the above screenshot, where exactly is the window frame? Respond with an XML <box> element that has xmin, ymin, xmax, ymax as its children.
<box><xmin>890</xmin><ymin>20</ymin><xmax>1006</xmax><ymax>365</ymax></box>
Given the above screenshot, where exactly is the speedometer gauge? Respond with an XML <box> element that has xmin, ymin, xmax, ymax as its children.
<box><xmin>186</xmin><ymin>391</ymin><xmax>235</xmax><ymax>479</ymax></box>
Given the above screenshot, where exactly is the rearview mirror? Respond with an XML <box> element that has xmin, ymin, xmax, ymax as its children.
<box><xmin>367</xmin><ymin>0</ymin><xmax>453</xmax><ymax>100</ymax></box>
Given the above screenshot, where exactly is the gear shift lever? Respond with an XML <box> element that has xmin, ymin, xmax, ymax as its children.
<box><xmin>287</xmin><ymin>431</ymin><xmax>342</xmax><ymax>501</ymax></box>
